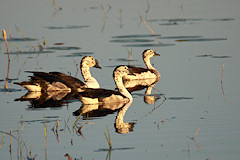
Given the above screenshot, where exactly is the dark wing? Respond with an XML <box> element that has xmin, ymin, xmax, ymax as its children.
<box><xmin>26</xmin><ymin>71</ymin><xmax>85</xmax><ymax>89</ymax></box>
<box><xmin>49</xmin><ymin>72</ymin><xmax>85</xmax><ymax>88</ymax></box>
<box><xmin>127</xmin><ymin>65</ymin><xmax>153</xmax><ymax>74</ymax></box>
<box><xmin>76</xmin><ymin>88</ymin><xmax>124</xmax><ymax>99</ymax></box>
<box><xmin>14</xmin><ymin>75</ymin><xmax>49</xmax><ymax>90</ymax></box>
<box><xmin>26</xmin><ymin>71</ymin><xmax>62</xmax><ymax>83</ymax></box>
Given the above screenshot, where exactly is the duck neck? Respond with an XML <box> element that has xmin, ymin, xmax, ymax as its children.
<box><xmin>144</xmin><ymin>57</ymin><xmax>161</xmax><ymax>78</ymax></box>
<box><xmin>114</xmin><ymin>74</ymin><xmax>133</xmax><ymax>101</ymax></box>
<box><xmin>144</xmin><ymin>56</ymin><xmax>155</xmax><ymax>70</ymax></box>
<box><xmin>81</xmin><ymin>64</ymin><xmax>92</xmax><ymax>81</ymax></box>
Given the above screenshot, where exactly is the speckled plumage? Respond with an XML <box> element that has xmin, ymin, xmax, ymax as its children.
<box><xmin>123</xmin><ymin>49</ymin><xmax>160</xmax><ymax>81</ymax></box>
<box><xmin>14</xmin><ymin>56</ymin><xmax>101</xmax><ymax>92</ymax></box>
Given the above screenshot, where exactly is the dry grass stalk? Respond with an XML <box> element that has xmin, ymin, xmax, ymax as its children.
<box><xmin>4</xmin><ymin>61</ymin><xmax>10</xmax><ymax>89</ymax></box>
<box><xmin>64</xmin><ymin>153</ymin><xmax>73</xmax><ymax>160</ymax></box>
<box><xmin>101</xmin><ymin>0</ymin><xmax>111</xmax><ymax>18</ymax></box>
<box><xmin>10</xmin><ymin>128</ymin><xmax>12</xmax><ymax>160</ymax></box>
<box><xmin>63</xmin><ymin>116</ymin><xmax>71</xmax><ymax>133</ymax></box>
<box><xmin>2</xmin><ymin>29</ymin><xmax>10</xmax><ymax>61</ymax></box>
<box><xmin>145</xmin><ymin>0</ymin><xmax>150</xmax><ymax>14</ymax></box>
<box><xmin>51</xmin><ymin>0</ymin><xmax>62</xmax><ymax>18</ymax></box>
<box><xmin>72</xmin><ymin>58</ymin><xmax>79</xmax><ymax>77</ymax></box>
<box><xmin>221</xmin><ymin>64</ymin><xmax>225</xmax><ymax>100</ymax></box>
<box><xmin>0</xmin><ymin>130</ymin><xmax>5</xmax><ymax>150</ymax></box>
<box><xmin>52</xmin><ymin>118</ymin><xmax>60</xmax><ymax>143</ymax></box>
<box><xmin>119</xmin><ymin>9</ymin><xmax>123</xmax><ymax>28</ymax></box>
<box><xmin>105</xmin><ymin>0</ymin><xmax>112</xmax><ymax>10</ymax></box>
<box><xmin>192</xmin><ymin>127</ymin><xmax>200</xmax><ymax>139</ymax></box>
<box><xmin>25</xmin><ymin>145</ymin><xmax>38</xmax><ymax>160</ymax></box>
<box><xmin>15</xmin><ymin>26</ymin><xmax>35</xmax><ymax>49</ymax></box>
<box><xmin>73</xmin><ymin>113</ymin><xmax>82</xmax><ymax>127</ymax></box>
<box><xmin>100</xmin><ymin>3</ymin><xmax>108</xmax><ymax>18</ymax></box>
<box><xmin>104</xmin><ymin>126</ymin><xmax>112</xmax><ymax>149</ymax></box>
<box><xmin>51</xmin><ymin>0</ymin><xmax>62</xmax><ymax>11</ymax></box>
<box><xmin>16</xmin><ymin>117</ymin><xmax>25</xmax><ymax>160</ymax></box>
<box><xmin>127</xmin><ymin>48</ymin><xmax>132</xmax><ymax>65</ymax></box>
<box><xmin>73</xmin><ymin>114</ymin><xmax>86</xmax><ymax>139</ymax></box>
<box><xmin>2</xmin><ymin>29</ymin><xmax>11</xmax><ymax>89</ymax></box>
<box><xmin>44</xmin><ymin>116</ymin><xmax>47</xmax><ymax>160</ymax></box>
<box><xmin>152</xmin><ymin>86</ymin><xmax>166</xmax><ymax>99</ymax></box>
<box><xmin>36</xmin><ymin>40</ymin><xmax>44</xmax><ymax>51</ymax></box>
<box><xmin>139</xmin><ymin>15</ymin><xmax>161</xmax><ymax>44</ymax></box>
<box><xmin>10</xmin><ymin>131</ymin><xmax>12</xmax><ymax>160</ymax></box>
<box><xmin>192</xmin><ymin>138</ymin><xmax>200</xmax><ymax>150</ymax></box>
<box><xmin>73</xmin><ymin>121</ymin><xmax>85</xmax><ymax>140</ymax></box>
<box><xmin>143</xmin><ymin>96</ymin><xmax>166</xmax><ymax>118</ymax></box>
<box><xmin>76</xmin><ymin>121</ymin><xmax>86</xmax><ymax>140</ymax></box>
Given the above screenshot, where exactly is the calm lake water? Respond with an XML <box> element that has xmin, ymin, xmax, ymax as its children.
<box><xmin>1</xmin><ymin>0</ymin><xmax>240</xmax><ymax>160</ymax></box>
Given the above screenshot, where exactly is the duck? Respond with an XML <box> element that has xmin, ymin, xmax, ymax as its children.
<box><xmin>77</xmin><ymin>65</ymin><xmax>133</xmax><ymax>104</ymax></box>
<box><xmin>123</xmin><ymin>49</ymin><xmax>160</xmax><ymax>81</ymax></box>
<box><xmin>14</xmin><ymin>56</ymin><xmax>101</xmax><ymax>92</ymax></box>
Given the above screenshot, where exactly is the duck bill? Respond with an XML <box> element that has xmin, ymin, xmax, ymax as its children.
<box><xmin>154</xmin><ymin>52</ymin><xmax>160</xmax><ymax>56</ymax></box>
<box><xmin>94</xmin><ymin>62</ymin><xmax>102</xmax><ymax>69</ymax></box>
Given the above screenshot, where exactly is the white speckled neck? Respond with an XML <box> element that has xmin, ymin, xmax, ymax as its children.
<box><xmin>114</xmin><ymin>70</ymin><xmax>133</xmax><ymax>101</ymax></box>
<box><xmin>143</xmin><ymin>55</ymin><xmax>160</xmax><ymax>78</ymax></box>
<box><xmin>81</xmin><ymin>60</ymin><xmax>100</xmax><ymax>88</ymax></box>
<box><xmin>81</xmin><ymin>63</ymin><xmax>92</xmax><ymax>81</ymax></box>
<box><xmin>143</xmin><ymin>55</ymin><xmax>155</xmax><ymax>70</ymax></box>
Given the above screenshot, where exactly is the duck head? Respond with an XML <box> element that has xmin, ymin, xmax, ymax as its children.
<box><xmin>113</xmin><ymin>65</ymin><xmax>134</xmax><ymax>78</ymax></box>
<box><xmin>81</xmin><ymin>56</ymin><xmax>102</xmax><ymax>69</ymax></box>
<box><xmin>142</xmin><ymin>49</ymin><xmax>160</xmax><ymax>59</ymax></box>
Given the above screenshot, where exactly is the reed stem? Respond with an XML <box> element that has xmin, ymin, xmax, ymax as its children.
<box><xmin>139</xmin><ymin>15</ymin><xmax>161</xmax><ymax>43</ymax></box>
<box><xmin>2</xmin><ymin>29</ymin><xmax>11</xmax><ymax>89</ymax></box>
<box><xmin>221</xmin><ymin>64</ymin><xmax>225</xmax><ymax>100</ymax></box>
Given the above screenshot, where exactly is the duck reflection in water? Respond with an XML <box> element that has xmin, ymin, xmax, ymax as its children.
<box><xmin>73</xmin><ymin>100</ymin><xmax>135</xmax><ymax>134</ymax></box>
<box><xmin>124</xmin><ymin>76</ymin><xmax>162</xmax><ymax>104</ymax></box>
<box><xmin>15</xmin><ymin>91</ymin><xmax>76</xmax><ymax>108</ymax></box>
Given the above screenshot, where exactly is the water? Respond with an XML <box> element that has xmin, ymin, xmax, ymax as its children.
<box><xmin>1</xmin><ymin>0</ymin><xmax>240</xmax><ymax>159</ymax></box>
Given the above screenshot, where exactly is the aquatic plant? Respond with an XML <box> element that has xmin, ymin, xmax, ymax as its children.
<box><xmin>104</xmin><ymin>126</ymin><xmax>112</xmax><ymax>149</ymax></box>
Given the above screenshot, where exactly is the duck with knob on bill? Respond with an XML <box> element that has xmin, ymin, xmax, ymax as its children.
<box><xmin>123</xmin><ymin>49</ymin><xmax>160</xmax><ymax>81</ymax></box>
<box><xmin>77</xmin><ymin>65</ymin><xmax>133</xmax><ymax>104</ymax></box>
<box><xmin>14</xmin><ymin>56</ymin><xmax>101</xmax><ymax>92</ymax></box>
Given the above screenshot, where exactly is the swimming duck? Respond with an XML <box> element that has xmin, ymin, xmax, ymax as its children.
<box><xmin>14</xmin><ymin>56</ymin><xmax>101</xmax><ymax>92</ymax></box>
<box><xmin>123</xmin><ymin>49</ymin><xmax>160</xmax><ymax>81</ymax></box>
<box><xmin>77</xmin><ymin>65</ymin><xmax>133</xmax><ymax>104</ymax></box>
